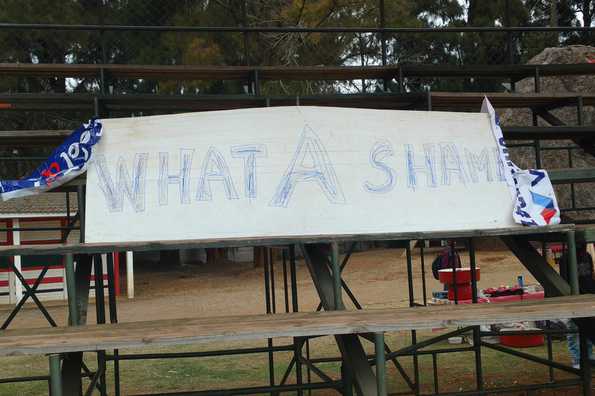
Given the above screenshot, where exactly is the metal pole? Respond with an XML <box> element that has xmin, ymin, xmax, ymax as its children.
<box><xmin>450</xmin><ymin>241</ymin><xmax>459</xmax><ymax>304</ymax></box>
<box><xmin>241</xmin><ymin>0</ymin><xmax>249</xmax><ymax>66</ymax></box>
<box><xmin>532</xmin><ymin>67</ymin><xmax>542</xmax><ymax>169</ymax></box>
<box><xmin>469</xmin><ymin>238</ymin><xmax>483</xmax><ymax>392</ymax></box>
<box><xmin>49</xmin><ymin>354</ymin><xmax>62</xmax><ymax>396</ymax></box>
<box><xmin>94</xmin><ymin>255</ymin><xmax>107</xmax><ymax>396</ymax></box>
<box><xmin>331</xmin><ymin>242</ymin><xmax>341</xmax><ymax>309</ymax></box>
<box><xmin>566</xmin><ymin>230</ymin><xmax>579</xmax><ymax>295</ymax></box>
<box><xmin>282</xmin><ymin>249</ymin><xmax>289</xmax><ymax>313</ymax></box>
<box><xmin>77</xmin><ymin>185</ymin><xmax>85</xmax><ymax>243</ymax></box>
<box><xmin>406</xmin><ymin>242</ymin><xmax>414</xmax><ymax>306</ymax></box>
<box><xmin>289</xmin><ymin>245</ymin><xmax>299</xmax><ymax>313</ymax></box>
<box><xmin>469</xmin><ymin>239</ymin><xmax>478</xmax><ymax>303</ymax></box>
<box><xmin>432</xmin><ymin>353</ymin><xmax>439</xmax><ymax>393</ymax></box>
<box><xmin>270</xmin><ymin>248</ymin><xmax>276</xmax><ymax>314</ymax></box>
<box><xmin>547</xmin><ymin>332</ymin><xmax>554</xmax><ymax>382</ymax></box>
<box><xmin>406</xmin><ymin>242</ymin><xmax>420</xmax><ymax>395</ymax></box>
<box><xmin>379</xmin><ymin>0</ymin><xmax>388</xmax><ymax>91</ymax></box>
<box><xmin>288</xmin><ymin>245</ymin><xmax>303</xmax><ymax>396</ymax></box>
<box><xmin>571</xmin><ymin>96</ymin><xmax>584</xmax><ymax>210</ymax></box>
<box><xmin>375</xmin><ymin>332</ymin><xmax>387</xmax><ymax>396</ymax></box>
<box><xmin>65</xmin><ymin>193</ymin><xmax>71</xmax><ymax>232</ymax></box>
<box><xmin>106</xmin><ymin>253</ymin><xmax>121</xmax><ymax>396</ymax></box>
<box><xmin>341</xmin><ymin>363</ymin><xmax>354</xmax><ymax>396</ymax></box>
<box><xmin>505</xmin><ymin>0</ymin><xmax>514</xmax><ymax>64</ymax></box>
<box><xmin>420</xmin><ymin>241</ymin><xmax>427</xmax><ymax>306</ymax></box>
<box><xmin>263</xmin><ymin>248</ymin><xmax>275</xmax><ymax>394</ymax></box>
<box><xmin>65</xmin><ymin>254</ymin><xmax>78</xmax><ymax>326</ymax></box>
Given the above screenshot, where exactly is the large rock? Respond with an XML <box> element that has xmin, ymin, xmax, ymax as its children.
<box><xmin>499</xmin><ymin>45</ymin><xmax>595</xmax><ymax>220</ymax></box>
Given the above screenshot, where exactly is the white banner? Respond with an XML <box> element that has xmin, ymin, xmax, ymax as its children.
<box><xmin>482</xmin><ymin>99</ymin><xmax>561</xmax><ymax>226</ymax></box>
<box><xmin>84</xmin><ymin>106</ymin><xmax>519</xmax><ymax>243</ymax></box>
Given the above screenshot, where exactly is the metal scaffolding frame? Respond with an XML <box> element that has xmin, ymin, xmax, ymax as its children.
<box><xmin>0</xmin><ymin>15</ymin><xmax>595</xmax><ymax>396</ymax></box>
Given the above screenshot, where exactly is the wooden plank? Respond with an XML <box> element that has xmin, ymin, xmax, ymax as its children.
<box><xmin>1</xmin><ymin>92</ymin><xmax>594</xmax><ymax>113</ymax></box>
<box><xmin>402</xmin><ymin>63</ymin><xmax>595</xmax><ymax>80</ymax></box>
<box><xmin>430</xmin><ymin>92</ymin><xmax>595</xmax><ymax>110</ymax></box>
<box><xmin>0</xmin><ymin>129</ymin><xmax>70</xmax><ymax>146</ymax></box>
<box><xmin>549</xmin><ymin>168</ymin><xmax>595</xmax><ymax>184</ymax></box>
<box><xmin>0</xmin><ymin>295</ymin><xmax>593</xmax><ymax>357</ymax></box>
<box><xmin>502</xmin><ymin>126</ymin><xmax>595</xmax><ymax>140</ymax></box>
<box><xmin>0</xmin><ymin>224</ymin><xmax>574</xmax><ymax>257</ymax></box>
<box><xmin>2</xmin><ymin>63</ymin><xmax>594</xmax><ymax>81</ymax></box>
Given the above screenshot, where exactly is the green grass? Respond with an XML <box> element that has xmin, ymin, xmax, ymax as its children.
<box><xmin>0</xmin><ymin>332</ymin><xmax>584</xmax><ymax>396</ymax></box>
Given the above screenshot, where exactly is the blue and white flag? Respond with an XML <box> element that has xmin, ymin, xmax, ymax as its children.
<box><xmin>0</xmin><ymin>119</ymin><xmax>103</xmax><ymax>201</ymax></box>
<box><xmin>482</xmin><ymin>98</ymin><xmax>560</xmax><ymax>226</ymax></box>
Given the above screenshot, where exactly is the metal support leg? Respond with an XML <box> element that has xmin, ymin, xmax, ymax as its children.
<box><xmin>62</xmin><ymin>255</ymin><xmax>93</xmax><ymax>396</ymax></box>
<box><xmin>469</xmin><ymin>238</ymin><xmax>483</xmax><ymax>392</ymax></box>
<box><xmin>65</xmin><ymin>254</ymin><xmax>78</xmax><ymax>326</ymax></box>
<box><xmin>566</xmin><ymin>231</ymin><xmax>579</xmax><ymax>295</ymax></box>
<box><xmin>342</xmin><ymin>363</ymin><xmax>354</xmax><ymax>396</ymax></box>
<box><xmin>331</xmin><ymin>242</ymin><xmax>342</xmax><ymax>309</ymax></box>
<box><xmin>50</xmin><ymin>355</ymin><xmax>63</xmax><ymax>396</ymax></box>
<box><xmin>289</xmin><ymin>245</ymin><xmax>303</xmax><ymax>396</ymax></box>
<box><xmin>420</xmin><ymin>241</ymin><xmax>427</xmax><ymax>306</ymax></box>
<box><xmin>302</xmin><ymin>243</ymin><xmax>378</xmax><ymax>396</ymax></box>
<box><xmin>2</xmin><ymin>263</ymin><xmax>56</xmax><ymax>329</ymax></box>
<box><xmin>374</xmin><ymin>333</ymin><xmax>387</xmax><ymax>396</ymax></box>
<box><xmin>94</xmin><ymin>255</ymin><xmax>107</xmax><ymax>396</ymax></box>
<box><xmin>106</xmin><ymin>253</ymin><xmax>121</xmax><ymax>396</ymax></box>
<box><xmin>263</xmin><ymin>248</ymin><xmax>275</xmax><ymax>395</ymax></box>
<box><xmin>405</xmin><ymin>243</ymin><xmax>420</xmax><ymax>395</ymax></box>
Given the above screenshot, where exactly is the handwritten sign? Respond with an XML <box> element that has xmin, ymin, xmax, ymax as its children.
<box><xmin>84</xmin><ymin>106</ymin><xmax>517</xmax><ymax>243</ymax></box>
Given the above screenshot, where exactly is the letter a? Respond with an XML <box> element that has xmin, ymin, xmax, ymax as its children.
<box><xmin>270</xmin><ymin>126</ymin><xmax>345</xmax><ymax>208</ymax></box>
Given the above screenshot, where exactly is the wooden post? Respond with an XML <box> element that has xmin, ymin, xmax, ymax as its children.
<box><xmin>12</xmin><ymin>218</ymin><xmax>22</xmax><ymax>304</ymax></box>
<box><xmin>126</xmin><ymin>251</ymin><xmax>134</xmax><ymax>299</ymax></box>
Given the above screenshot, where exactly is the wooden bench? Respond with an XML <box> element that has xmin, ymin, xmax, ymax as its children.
<box><xmin>2</xmin><ymin>289</ymin><xmax>595</xmax><ymax>395</ymax></box>
<box><xmin>2</xmin><ymin>295</ymin><xmax>594</xmax><ymax>356</ymax></box>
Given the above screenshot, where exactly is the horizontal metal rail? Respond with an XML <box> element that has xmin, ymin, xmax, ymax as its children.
<box><xmin>0</xmin><ymin>23</ymin><xmax>593</xmax><ymax>33</ymax></box>
<box><xmin>2</xmin><ymin>63</ymin><xmax>595</xmax><ymax>81</ymax></box>
<box><xmin>107</xmin><ymin>344</ymin><xmax>294</xmax><ymax>360</ymax></box>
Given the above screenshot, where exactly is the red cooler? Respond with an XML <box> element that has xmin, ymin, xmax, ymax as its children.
<box><xmin>438</xmin><ymin>267</ymin><xmax>480</xmax><ymax>301</ymax></box>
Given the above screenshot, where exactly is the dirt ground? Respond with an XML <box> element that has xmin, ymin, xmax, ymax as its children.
<box><xmin>2</xmin><ymin>246</ymin><xmax>541</xmax><ymax>327</ymax></box>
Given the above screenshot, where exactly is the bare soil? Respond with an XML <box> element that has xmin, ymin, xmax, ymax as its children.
<box><xmin>3</xmin><ymin>247</ymin><xmax>537</xmax><ymax>328</ymax></box>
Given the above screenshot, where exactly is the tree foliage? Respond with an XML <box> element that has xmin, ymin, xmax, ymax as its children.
<box><xmin>0</xmin><ymin>0</ymin><xmax>592</xmax><ymax>97</ymax></box>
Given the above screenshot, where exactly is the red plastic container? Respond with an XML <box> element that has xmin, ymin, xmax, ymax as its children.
<box><xmin>438</xmin><ymin>268</ymin><xmax>480</xmax><ymax>301</ymax></box>
<box><xmin>447</xmin><ymin>284</ymin><xmax>472</xmax><ymax>300</ymax></box>
<box><xmin>438</xmin><ymin>267</ymin><xmax>480</xmax><ymax>284</ymax></box>
<box><xmin>500</xmin><ymin>328</ymin><xmax>544</xmax><ymax>347</ymax></box>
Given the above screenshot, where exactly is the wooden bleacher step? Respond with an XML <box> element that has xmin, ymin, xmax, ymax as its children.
<box><xmin>0</xmin><ymin>295</ymin><xmax>594</xmax><ymax>357</ymax></box>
